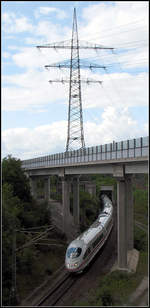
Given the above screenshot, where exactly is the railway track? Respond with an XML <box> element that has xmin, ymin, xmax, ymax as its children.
<box><xmin>36</xmin><ymin>271</ymin><xmax>77</xmax><ymax>306</ymax></box>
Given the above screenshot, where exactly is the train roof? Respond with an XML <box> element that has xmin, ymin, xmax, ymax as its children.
<box><xmin>68</xmin><ymin>239</ymin><xmax>84</xmax><ymax>249</ymax></box>
<box><xmin>76</xmin><ymin>198</ymin><xmax>113</xmax><ymax>245</ymax></box>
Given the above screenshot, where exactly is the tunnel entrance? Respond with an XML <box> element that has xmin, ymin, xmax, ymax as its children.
<box><xmin>99</xmin><ymin>186</ymin><xmax>114</xmax><ymax>211</ymax></box>
<box><xmin>99</xmin><ymin>190</ymin><xmax>112</xmax><ymax>201</ymax></box>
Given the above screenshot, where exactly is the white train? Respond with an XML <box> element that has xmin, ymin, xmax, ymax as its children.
<box><xmin>65</xmin><ymin>194</ymin><xmax>113</xmax><ymax>273</ymax></box>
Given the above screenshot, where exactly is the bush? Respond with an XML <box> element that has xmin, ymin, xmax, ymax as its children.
<box><xmin>2</xmin><ymin>155</ymin><xmax>32</xmax><ymax>202</ymax></box>
<box><xmin>17</xmin><ymin>248</ymin><xmax>37</xmax><ymax>274</ymax></box>
<box><xmin>101</xmin><ymin>288</ymin><xmax>114</xmax><ymax>306</ymax></box>
<box><xmin>45</xmin><ymin>266</ymin><xmax>52</xmax><ymax>275</ymax></box>
<box><xmin>96</xmin><ymin>286</ymin><xmax>114</xmax><ymax>306</ymax></box>
<box><xmin>2</xmin><ymin>156</ymin><xmax>51</xmax><ymax>305</ymax></box>
<box><xmin>133</xmin><ymin>189</ymin><xmax>148</xmax><ymax>216</ymax></box>
<box><xmin>134</xmin><ymin>227</ymin><xmax>147</xmax><ymax>251</ymax></box>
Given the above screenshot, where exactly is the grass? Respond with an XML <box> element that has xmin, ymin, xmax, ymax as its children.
<box><xmin>133</xmin><ymin>188</ymin><xmax>148</xmax><ymax>226</ymax></box>
<box><xmin>73</xmin><ymin>249</ymin><xmax>148</xmax><ymax>306</ymax></box>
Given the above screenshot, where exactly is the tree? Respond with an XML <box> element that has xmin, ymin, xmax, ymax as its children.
<box><xmin>2</xmin><ymin>183</ymin><xmax>21</xmax><ymax>306</ymax></box>
<box><xmin>2</xmin><ymin>155</ymin><xmax>32</xmax><ymax>202</ymax></box>
<box><xmin>2</xmin><ymin>156</ymin><xmax>50</xmax><ymax>305</ymax></box>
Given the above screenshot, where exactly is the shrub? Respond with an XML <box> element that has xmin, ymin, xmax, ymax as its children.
<box><xmin>97</xmin><ymin>286</ymin><xmax>114</xmax><ymax>306</ymax></box>
<box><xmin>134</xmin><ymin>227</ymin><xmax>147</xmax><ymax>251</ymax></box>
<box><xmin>45</xmin><ymin>266</ymin><xmax>52</xmax><ymax>275</ymax></box>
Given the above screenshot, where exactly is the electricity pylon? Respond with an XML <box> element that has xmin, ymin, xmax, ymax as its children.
<box><xmin>37</xmin><ymin>8</ymin><xmax>114</xmax><ymax>151</ymax></box>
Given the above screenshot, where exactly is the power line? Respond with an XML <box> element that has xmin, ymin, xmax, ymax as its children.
<box><xmin>81</xmin><ymin>18</ymin><xmax>147</xmax><ymax>42</ymax></box>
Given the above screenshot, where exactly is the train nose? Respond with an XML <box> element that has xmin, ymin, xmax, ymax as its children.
<box><xmin>65</xmin><ymin>260</ymin><xmax>79</xmax><ymax>269</ymax></box>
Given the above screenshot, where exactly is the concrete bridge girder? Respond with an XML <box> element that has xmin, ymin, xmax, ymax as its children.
<box><xmin>26</xmin><ymin>160</ymin><xmax>148</xmax><ymax>178</ymax></box>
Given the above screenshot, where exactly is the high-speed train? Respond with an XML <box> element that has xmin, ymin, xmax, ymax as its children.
<box><xmin>65</xmin><ymin>194</ymin><xmax>113</xmax><ymax>273</ymax></box>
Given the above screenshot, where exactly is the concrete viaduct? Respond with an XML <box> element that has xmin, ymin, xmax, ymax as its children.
<box><xmin>22</xmin><ymin>136</ymin><xmax>149</xmax><ymax>271</ymax></box>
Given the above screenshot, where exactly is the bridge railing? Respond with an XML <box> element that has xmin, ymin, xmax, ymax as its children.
<box><xmin>22</xmin><ymin>136</ymin><xmax>149</xmax><ymax>169</ymax></box>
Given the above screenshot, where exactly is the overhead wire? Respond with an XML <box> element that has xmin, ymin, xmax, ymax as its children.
<box><xmin>80</xmin><ymin>17</ymin><xmax>147</xmax><ymax>42</ymax></box>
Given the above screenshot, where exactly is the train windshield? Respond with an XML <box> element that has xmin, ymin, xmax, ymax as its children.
<box><xmin>67</xmin><ymin>247</ymin><xmax>82</xmax><ymax>259</ymax></box>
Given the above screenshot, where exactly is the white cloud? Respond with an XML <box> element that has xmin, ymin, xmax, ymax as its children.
<box><xmin>82</xmin><ymin>71</ymin><xmax>148</xmax><ymax>109</ymax></box>
<box><xmin>2</xmin><ymin>65</ymin><xmax>70</xmax><ymax>111</ymax></box>
<box><xmin>85</xmin><ymin>105</ymin><xmax>148</xmax><ymax>146</ymax></box>
<box><xmin>2</xmin><ymin>106</ymin><xmax>148</xmax><ymax>159</ymax></box>
<box><xmin>2</xmin><ymin>12</ymin><xmax>33</xmax><ymax>33</ymax></box>
<box><xmin>2</xmin><ymin>68</ymin><xmax>148</xmax><ymax>112</ymax></box>
<box><xmin>79</xmin><ymin>0</ymin><xmax>148</xmax><ymax>67</ymax></box>
<box><xmin>34</xmin><ymin>7</ymin><xmax>67</xmax><ymax>19</ymax></box>
<box><xmin>3</xmin><ymin>51</ymin><xmax>11</xmax><ymax>59</ymax></box>
<box><xmin>2</xmin><ymin>121</ymin><xmax>68</xmax><ymax>159</ymax></box>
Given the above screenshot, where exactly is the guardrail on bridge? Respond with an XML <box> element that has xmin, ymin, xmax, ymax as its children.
<box><xmin>22</xmin><ymin>136</ymin><xmax>149</xmax><ymax>169</ymax></box>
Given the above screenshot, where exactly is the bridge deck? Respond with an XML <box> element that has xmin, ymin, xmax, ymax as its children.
<box><xmin>22</xmin><ymin>136</ymin><xmax>149</xmax><ymax>174</ymax></box>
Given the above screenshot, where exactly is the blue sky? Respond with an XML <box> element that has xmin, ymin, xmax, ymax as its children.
<box><xmin>2</xmin><ymin>1</ymin><xmax>148</xmax><ymax>159</ymax></box>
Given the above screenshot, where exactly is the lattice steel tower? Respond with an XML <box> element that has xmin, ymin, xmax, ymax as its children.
<box><xmin>37</xmin><ymin>8</ymin><xmax>114</xmax><ymax>151</ymax></box>
<box><xmin>66</xmin><ymin>8</ymin><xmax>84</xmax><ymax>151</ymax></box>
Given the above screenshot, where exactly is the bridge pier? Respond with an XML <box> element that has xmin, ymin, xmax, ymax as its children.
<box><xmin>117</xmin><ymin>178</ymin><xmax>128</xmax><ymax>269</ymax></box>
<box><xmin>126</xmin><ymin>175</ymin><xmax>134</xmax><ymax>250</ymax></box>
<box><xmin>72</xmin><ymin>176</ymin><xmax>80</xmax><ymax>226</ymax></box>
<box><xmin>116</xmin><ymin>172</ymin><xmax>134</xmax><ymax>270</ymax></box>
<box><xmin>29</xmin><ymin>177</ymin><xmax>37</xmax><ymax>199</ymax></box>
<box><xmin>62</xmin><ymin>176</ymin><xmax>71</xmax><ymax>235</ymax></box>
<box><xmin>44</xmin><ymin>176</ymin><xmax>51</xmax><ymax>201</ymax></box>
<box><xmin>61</xmin><ymin>176</ymin><xmax>80</xmax><ymax>240</ymax></box>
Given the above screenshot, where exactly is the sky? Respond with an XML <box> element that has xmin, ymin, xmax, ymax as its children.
<box><xmin>2</xmin><ymin>1</ymin><xmax>149</xmax><ymax>159</ymax></box>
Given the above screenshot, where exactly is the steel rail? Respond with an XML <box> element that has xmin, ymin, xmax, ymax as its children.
<box><xmin>36</xmin><ymin>271</ymin><xmax>77</xmax><ymax>306</ymax></box>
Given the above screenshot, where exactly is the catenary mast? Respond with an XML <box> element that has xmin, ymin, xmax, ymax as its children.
<box><xmin>37</xmin><ymin>8</ymin><xmax>114</xmax><ymax>151</ymax></box>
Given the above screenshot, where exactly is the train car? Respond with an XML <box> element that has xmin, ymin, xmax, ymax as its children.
<box><xmin>65</xmin><ymin>194</ymin><xmax>113</xmax><ymax>273</ymax></box>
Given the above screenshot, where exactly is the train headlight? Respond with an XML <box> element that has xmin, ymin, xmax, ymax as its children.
<box><xmin>74</xmin><ymin>262</ymin><xmax>79</xmax><ymax>267</ymax></box>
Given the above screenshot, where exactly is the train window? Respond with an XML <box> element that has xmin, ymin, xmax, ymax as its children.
<box><xmin>93</xmin><ymin>234</ymin><xmax>103</xmax><ymax>248</ymax></box>
<box><xmin>67</xmin><ymin>247</ymin><xmax>82</xmax><ymax>259</ymax></box>
<box><xmin>83</xmin><ymin>247</ymin><xmax>91</xmax><ymax>259</ymax></box>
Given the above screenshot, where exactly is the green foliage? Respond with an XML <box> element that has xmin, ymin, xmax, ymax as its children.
<box><xmin>2</xmin><ymin>183</ymin><xmax>22</xmax><ymax>229</ymax></box>
<box><xmin>133</xmin><ymin>188</ymin><xmax>148</xmax><ymax>216</ymax></box>
<box><xmin>2</xmin><ymin>155</ymin><xmax>32</xmax><ymax>202</ymax></box>
<box><xmin>95</xmin><ymin>270</ymin><xmax>131</xmax><ymax>305</ymax></box>
<box><xmin>2</xmin><ymin>155</ymin><xmax>51</xmax><ymax>305</ymax></box>
<box><xmin>91</xmin><ymin>174</ymin><xmax>117</xmax><ymax>197</ymax></box>
<box><xmin>97</xmin><ymin>287</ymin><xmax>114</xmax><ymax>306</ymax></box>
<box><xmin>79</xmin><ymin>191</ymin><xmax>99</xmax><ymax>228</ymax></box>
<box><xmin>134</xmin><ymin>226</ymin><xmax>148</xmax><ymax>251</ymax></box>
<box><xmin>45</xmin><ymin>266</ymin><xmax>53</xmax><ymax>275</ymax></box>
<box><xmin>17</xmin><ymin>248</ymin><xmax>37</xmax><ymax>274</ymax></box>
